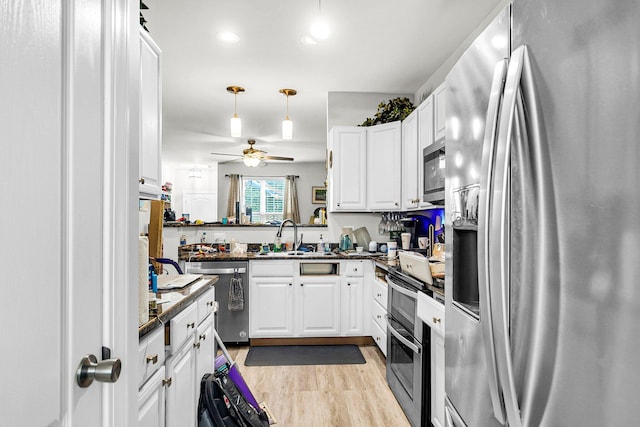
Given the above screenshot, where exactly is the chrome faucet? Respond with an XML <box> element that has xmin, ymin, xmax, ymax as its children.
<box><xmin>276</xmin><ymin>219</ymin><xmax>301</xmax><ymax>251</ymax></box>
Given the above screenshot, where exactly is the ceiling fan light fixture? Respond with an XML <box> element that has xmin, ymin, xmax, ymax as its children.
<box><xmin>243</xmin><ymin>156</ymin><xmax>261</xmax><ymax>167</ymax></box>
<box><xmin>279</xmin><ymin>88</ymin><xmax>296</xmax><ymax>140</ymax></box>
<box><xmin>227</xmin><ymin>86</ymin><xmax>245</xmax><ymax>137</ymax></box>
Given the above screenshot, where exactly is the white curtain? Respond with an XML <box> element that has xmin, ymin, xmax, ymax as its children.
<box><xmin>226</xmin><ymin>174</ymin><xmax>241</xmax><ymax>218</ymax></box>
<box><xmin>283</xmin><ymin>175</ymin><xmax>300</xmax><ymax>223</ymax></box>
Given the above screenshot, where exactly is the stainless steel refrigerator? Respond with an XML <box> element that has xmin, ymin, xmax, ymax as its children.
<box><xmin>444</xmin><ymin>1</ymin><xmax>640</xmax><ymax>426</ymax></box>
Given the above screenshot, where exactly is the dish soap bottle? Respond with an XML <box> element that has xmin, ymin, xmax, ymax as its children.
<box><xmin>340</xmin><ymin>233</ymin><xmax>351</xmax><ymax>251</ymax></box>
<box><xmin>317</xmin><ymin>234</ymin><xmax>325</xmax><ymax>253</ymax></box>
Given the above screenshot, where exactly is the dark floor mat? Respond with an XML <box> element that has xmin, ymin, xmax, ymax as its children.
<box><xmin>244</xmin><ymin>345</ymin><xmax>366</xmax><ymax>366</ymax></box>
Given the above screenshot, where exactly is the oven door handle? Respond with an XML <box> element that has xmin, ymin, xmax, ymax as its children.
<box><xmin>386</xmin><ymin>275</ymin><xmax>418</xmax><ymax>299</ymax></box>
<box><xmin>385</xmin><ymin>315</ymin><xmax>421</xmax><ymax>354</ymax></box>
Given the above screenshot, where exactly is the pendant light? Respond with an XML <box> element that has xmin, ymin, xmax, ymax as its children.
<box><xmin>310</xmin><ymin>0</ymin><xmax>330</xmax><ymax>40</ymax></box>
<box><xmin>279</xmin><ymin>88</ymin><xmax>296</xmax><ymax>140</ymax></box>
<box><xmin>227</xmin><ymin>86</ymin><xmax>244</xmax><ymax>137</ymax></box>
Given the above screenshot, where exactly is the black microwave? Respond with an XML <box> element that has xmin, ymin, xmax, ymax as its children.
<box><xmin>423</xmin><ymin>142</ymin><xmax>445</xmax><ymax>204</ymax></box>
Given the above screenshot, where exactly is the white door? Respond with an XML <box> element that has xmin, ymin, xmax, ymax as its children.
<box><xmin>183</xmin><ymin>192</ymin><xmax>218</xmax><ymax>222</ymax></box>
<box><xmin>0</xmin><ymin>0</ymin><xmax>137</xmax><ymax>425</ymax></box>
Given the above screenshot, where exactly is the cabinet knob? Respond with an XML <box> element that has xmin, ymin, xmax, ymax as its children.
<box><xmin>146</xmin><ymin>354</ymin><xmax>158</xmax><ymax>364</ymax></box>
<box><xmin>206</xmin><ymin>301</ymin><xmax>214</xmax><ymax>306</ymax></box>
<box><xmin>289</xmin><ymin>283</ymin><xmax>292</xmax><ymax>286</ymax></box>
<box><xmin>193</xmin><ymin>341</ymin><xmax>201</xmax><ymax>349</ymax></box>
<box><xmin>162</xmin><ymin>378</ymin><xmax>172</xmax><ymax>387</ymax></box>
<box><xmin>394</xmin><ymin>202</ymin><xmax>398</xmax><ymax>206</ymax></box>
<box><xmin>187</xmin><ymin>322</ymin><xmax>195</xmax><ymax>329</ymax></box>
<box><xmin>337</xmin><ymin>203</ymin><xmax>341</xmax><ymax>207</ymax></box>
<box><xmin>139</xmin><ymin>177</ymin><xmax>145</xmax><ymax>184</ymax></box>
<box><xmin>433</xmin><ymin>317</ymin><xmax>441</xmax><ymax>324</ymax></box>
<box><xmin>300</xmin><ymin>283</ymin><xmax>304</xmax><ymax>287</ymax></box>
<box><xmin>347</xmin><ymin>283</ymin><xmax>351</xmax><ymax>286</ymax></box>
<box><xmin>199</xmin><ymin>333</ymin><xmax>206</xmax><ymax>341</ymax></box>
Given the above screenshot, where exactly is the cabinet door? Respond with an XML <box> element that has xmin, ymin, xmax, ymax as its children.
<box><xmin>341</xmin><ymin>276</ymin><xmax>365</xmax><ymax>335</ymax></box>
<box><xmin>250</xmin><ymin>277</ymin><xmax>295</xmax><ymax>337</ymax></box>
<box><xmin>433</xmin><ymin>83</ymin><xmax>447</xmax><ymax>142</ymax></box>
<box><xmin>401</xmin><ymin>110</ymin><xmax>419</xmax><ymax>210</ymax></box>
<box><xmin>139</xmin><ymin>29</ymin><xmax>162</xmax><ymax>198</ymax></box>
<box><xmin>297</xmin><ymin>276</ymin><xmax>341</xmax><ymax>336</ymax></box>
<box><xmin>328</xmin><ymin>127</ymin><xmax>367</xmax><ymax>211</ymax></box>
<box><xmin>431</xmin><ymin>330</ymin><xmax>445</xmax><ymax>427</ymax></box>
<box><xmin>417</xmin><ymin>96</ymin><xmax>435</xmax><ymax>209</ymax></box>
<box><xmin>166</xmin><ymin>337</ymin><xmax>197</xmax><ymax>427</ymax></box>
<box><xmin>195</xmin><ymin>314</ymin><xmax>215</xmax><ymax>400</ymax></box>
<box><xmin>138</xmin><ymin>366</ymin><xmax>166</xmax><ymax>427</ymax></box>
<box><xmin>367</xmin><ymin>121</ymin><xmax>402</xmax><ymax>211</ymax></box>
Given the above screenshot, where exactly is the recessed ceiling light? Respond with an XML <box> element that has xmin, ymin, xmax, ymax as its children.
<box><xmin>217</xmin><ymin>31</ymin><xmax>240</xmax><ymax>43</ymax></box>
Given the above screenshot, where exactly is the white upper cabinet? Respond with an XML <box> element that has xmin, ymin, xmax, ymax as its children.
<box><xmin>366</xmin><ymin>121</ymin><xmax>402</xmax><ymax>211</ymax></box>
<box><xmin>433</xmin><ymin>83</ymin><xmax>447</xmax><ymax>142</ymax></box>
<box><xmin>139</xmin><ymin>29</ymin><xmax>162</xmax><ymax>199</ymax></box>
<box><xmin>402</xmin><ymin>109</ymin><xmax>419</xmax><ymax>211</ymax></box>
<box><xmin>328</xmin><ymin>127</ymin><xmax>367</xmax><ymax>212</ymax></box>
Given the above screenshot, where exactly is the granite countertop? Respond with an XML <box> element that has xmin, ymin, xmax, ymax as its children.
<box><xmin>179</xmin><ymin>248</ymin><xmax>392</xmax><ymax>262</ymax></box>
<box><xmin>138</xmin><ymin>275</ymin><xmax>219</xmax><ymax>339</ymax></box>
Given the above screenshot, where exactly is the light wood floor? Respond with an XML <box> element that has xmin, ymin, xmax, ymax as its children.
<box><xmin>225</xmin><ymin>344</ymin><xmax>411</xmax><ymax>427</ymax></box>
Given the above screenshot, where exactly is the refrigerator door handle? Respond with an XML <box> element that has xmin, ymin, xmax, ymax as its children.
<box><xmin>491</xmin><ymin>45</ymin><xmax>544</xmax><ymax>427</ymax></box>
<box><xmin>478</xmin><ymin>58</ymin><xmax>509</xmax><ymax>425</ymax></box>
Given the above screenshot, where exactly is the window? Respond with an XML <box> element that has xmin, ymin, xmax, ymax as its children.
<box><xmin>242</xmin><ymin>177</ymin><xmax>285</xmax><ymax>223</ymax></box>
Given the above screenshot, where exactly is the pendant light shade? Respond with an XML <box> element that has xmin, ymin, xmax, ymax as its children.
<box><xmin>243</xmin><ymin>156</ymin><xmax>261</xmax><ymax>167</ymax></box>
<box><xmin>279</xmin><ymin>88</ymin><xmax>296</xmax><ymax>140</ymax></box>
<box><xmin>227</xmin><ymin>86</ymin><xmax>245</xmax><ymax>137</ymax></box>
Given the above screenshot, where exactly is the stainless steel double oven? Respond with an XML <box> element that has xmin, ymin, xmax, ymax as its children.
<box><xmin>386</xmin><ymin>267</ymin><xmax>430</xmax><ymax>427</ymax></box>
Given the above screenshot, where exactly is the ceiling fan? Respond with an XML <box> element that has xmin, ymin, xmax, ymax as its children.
<box><xmin>210</xmin><ymin>139</ymin><xmax>294</xmax><ymax>167</ymax></box>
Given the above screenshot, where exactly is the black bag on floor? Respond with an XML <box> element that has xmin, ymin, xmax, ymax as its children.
<box><xmin>198</xmin><ymin>370</ymin><xmax>269</xmax><ymax>427</ymax></box>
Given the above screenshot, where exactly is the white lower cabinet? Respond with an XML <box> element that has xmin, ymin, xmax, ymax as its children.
<box><xmin>165</xmin><ymin>336</ymin><xmax>197</xmax><ymax>427</ymax></box>
<box><xmin>137</xmin><ymin>285</ymin><xmax>216</xmax><ymax>427</ymax></box>
<box><xmin>250</xmin><ymin>276</ymin><xmax>295</xmax><ymax>337</ymax></box>
<box><xmin>432</xmin><ymin>330</ymin><xmax>445</xmax><ymax>427</ymax></box>
<box><xmin>138</xmin><ymin>365</ymin><xmax>166</xmax><ymax>427</ymax></box>
<box><xmin>249</xmin><ymin>260</ymin><xmax>372</xmax><ymax>339</ymax></box>
<box><xmin>371</xmin><ymin>271</ymin><xmax>388</xmax><ymax>356</ymax></box>
<box><xmin>298</xmin><ymin>276</ymin><xmax>341</xmax><ymax>336</ymax></box>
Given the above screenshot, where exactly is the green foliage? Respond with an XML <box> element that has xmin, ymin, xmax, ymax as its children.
<box><xmin>360</xmin><ymin>97</ymin><xmax>416</xmax><ymax>126</ymax></box>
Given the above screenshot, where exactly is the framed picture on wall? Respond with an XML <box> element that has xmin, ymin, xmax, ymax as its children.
<box><xmin>312</xmin><ymin>186</ymin><xmax>327</xmax><ymax>204</ymax></box>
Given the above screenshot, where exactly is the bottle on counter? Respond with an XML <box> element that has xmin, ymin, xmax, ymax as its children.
<box><xmin>317</xmin><ymin>234</ymin><xmax>325</xmax><ymax>253</ymax></box>
<box><xmin>180</xmin><ymin>235</ymin><xmax>187</xmax><ymax>246</ymax></box>
<box><xmin>273</xmin><ymin>236</ymin><xmax>282</xmax><ymax>252</ymax></box>
<box><xmin>201</xmin><ymin>232</ymin><xmax>207</xmax><ymax>243</ymax></box>
<box><xmin>339</xmin><ymin>233</ymin><xmax>352</xmax><ymax>251</ymax></box>
<box><xmin>229</xmin><ymin>237</ymin><xmax>237</xmax><ymax>252</ymax></box>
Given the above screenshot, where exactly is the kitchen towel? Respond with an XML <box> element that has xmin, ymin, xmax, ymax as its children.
<box><xmin>138</xmin><ymin>236</ymin><xmax>149</xmax><ymax>326</ymax></box>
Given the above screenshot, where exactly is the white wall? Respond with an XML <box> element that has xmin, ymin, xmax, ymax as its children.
<box><xmin>218</xmin><ymin>161</ymin><xmax>326</xmax><ymax>223</ymax></box>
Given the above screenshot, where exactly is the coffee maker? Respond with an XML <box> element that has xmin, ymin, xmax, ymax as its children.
<box><xmin>400</xmin><ymin>216</ymin><xmax>429</xmax><ymax>252</ymax></box>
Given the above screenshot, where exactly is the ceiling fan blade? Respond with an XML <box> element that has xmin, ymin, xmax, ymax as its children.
<box><xmin>260</xmin><ymin>155</ymin><xmax>294</xmax><ymax>161</ymax></box>
<box><xmin>210</xmin><ymin>152</ymin><xmax>242</xmax><ymax>157</ymax></box>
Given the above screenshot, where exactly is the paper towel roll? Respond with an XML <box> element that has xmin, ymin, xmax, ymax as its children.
<box><xmin>139</xmin><ymin>236</ymin><xmax>150</xmax><ymax>326</ymax></box>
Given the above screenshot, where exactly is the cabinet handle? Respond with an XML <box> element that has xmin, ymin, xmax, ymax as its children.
<box><xmin>193</xmin><ymin>341</ymin><xmax>201</xmax><ymax>349</ymax></box>
<box><xmin>377</xmin><ymin>315</ymin><xmax>382</xmax><ymax>319</ymax></box>
<box><xmin>206</xmin><ymin>301</ymin><xmax>214</xmax><ymax>306</ymax></box>
<box><xmin>199</xmin><ymin>333</ymin><xmax>206</xmax><ymax>341</ymax></box>
<box><xmin>146</xmin><ymin>354</ymin><xmax>158</xmax><ymax>364</ymax></box>
<box><xmin>433</xmin><ymin>317</ymin><xmax>441</xmax><ymax>324</ymax></box>
<box><xmin>329</xmin><ymin>150</ymin><xmax>333</xmax><ymax>168</ymax></box>
<box><xmin>187</xmin><ymin>322</ymin><xmax>195</xmax><ymax>328</ymax></box>
<box><xmin>162</xmin><ymin>378</ymin><xmax>172</xmax><ymax>387</ymax></box>
<box><xmin>139</xmin><ymin>177</ymin><xmax>145</xmax><ymax>184</ymax></box>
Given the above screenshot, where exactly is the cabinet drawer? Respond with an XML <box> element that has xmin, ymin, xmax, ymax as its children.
<box><xmin>371</xmin><ymin>318</ymin><xmax>387</xmax><ymax>357</ymax></box>
<box><xmin>417</xmin><ymin>292</ymin><xmax>445</xmax><ymax>336</ymax></box>
<box><xmin>167</xmin><ymin>302</ymin><xmax>198</xmax><ymax>355</ymax></box>
<box><xmin>372</xmin><ymin>277</ymin><xmax>388</xmax><ymax>309</ymax></box>
<box><xmin>138</xmin><ymin>326</ymin><xmax>165</xmax><ymax>387</ymax></box>
<box><xmin>344</xmin><ymin>261</ymin><xmax>364</xmax><ymax>277</ymax></box>
<box><xmin>371</xmin><ymin>299</ymin><xmax>386</xmax><ymax>331</ymax></box>
<box><xmin>251</xmin><ymin>260</ymin><xmax>295</xmax><ymax>276</ymax></box>
<box><xmin>197</xmin><ymin>287</ymin><xmax>215</xmax><ymax>324</ymax></box>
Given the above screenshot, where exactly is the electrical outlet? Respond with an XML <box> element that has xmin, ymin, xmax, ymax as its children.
<box><xmin>213</xmin><ymin>232</ymin><xmax>225</xmax><ymax>243</ymax></box>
